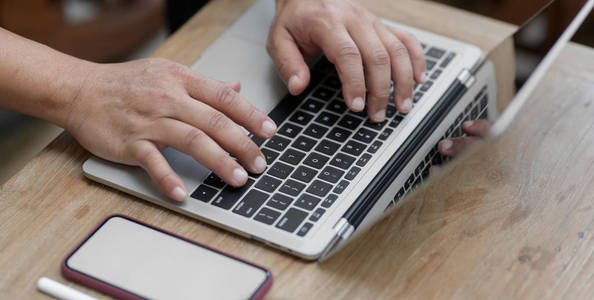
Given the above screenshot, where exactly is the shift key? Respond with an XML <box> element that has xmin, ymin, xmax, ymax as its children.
<box><xmin>212</xmin><ymin>179</ymin><xmax>254</xmax><ymax>210</ymax></box>
<box><xmin>276</xmin><ymin>208</ymin><xmax>308</xmax><ymax>233</ymax></box>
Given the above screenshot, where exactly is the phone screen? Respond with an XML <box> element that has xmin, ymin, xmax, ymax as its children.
<box><xmin>64</xmin><ymin>216</ymin><xmax>270</xmax><ymax>300</ymax></box>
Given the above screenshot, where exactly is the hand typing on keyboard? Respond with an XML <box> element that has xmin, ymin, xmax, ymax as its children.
<box><xmin>62</xmin><ymin>59</ymin><xmax>278</xmax><ymax>201</ymax></box>
<box><xmin>430</xmin><ymin>120</ymin><xmax>492</xmax><ymax>175</ymax></box>
<box><xmin>268</xmin><ymin>0</ymin><xmax>426</xmax><ymax>122</ymax></box>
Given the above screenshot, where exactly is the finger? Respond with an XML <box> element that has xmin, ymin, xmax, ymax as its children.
<box><xmin>149</xmin><ymin>118</ymin><xmax>250</xmax><ymax>187</ymax></box>
<box><xmin>183</xmin><ymin>73</ymin><xmax>277</xmax><ymax>138</ymax></box>
<box><xmin>266</xmin><ymin>26</ymin><xmax>311</xmax><ymax>95</ymax></box>
<box><xmin>438</xmin><ymin>137</ymin><xmax>479</xmax><ymax>157</ymax></box>
<box><xmin>131</xmin><ymin>140</ymin><xmax>187</xmax><ymax>201</ymax></box>
<box><xmin>173</xmin><ymin>98</ymin><xmax>267</xmax><ymax>174</ymax></box>
<box><xmin>462</xmin><ymin>119</ymin><xmax>492</xmax><ymax>137</ymax></box>
<box><xmin>388</xmin><ymin>26</ymin><xmax>426</xmax><ymax>84</ymax></box>
<box><xmin>347</xmin><ymin>21</ymin><xmax>391</xmax><ymax>122</ymax></box>
<box><xmin>375</xmin><ymin>23</ymin><xmax>414</xmax><ymax>113</ymax></box>
<box><xmin>315</xmin><ymin>26</ymin><xmax>366</xmax><ymax>112</ymax></box>
<box><xmin>223</xmin><ymin>80</ymin><xmax>241</xmax><ymax>93</ymax></box>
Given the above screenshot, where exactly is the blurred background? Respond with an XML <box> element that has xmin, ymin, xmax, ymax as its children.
<box><xmin>0</xmin><ymin>0</ymin><xmax>593</xmax><ymax>185</ymax></box>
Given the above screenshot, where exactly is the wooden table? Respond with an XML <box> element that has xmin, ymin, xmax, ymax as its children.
<box><xmin>2</xmin><ymin>0</ymin><xmax>594</xmax><ymax>299</ymax></box>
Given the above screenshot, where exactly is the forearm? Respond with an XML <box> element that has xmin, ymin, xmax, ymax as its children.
<box><xmin>0</xmin><ymin>27</ymin><xmax>91</xmax><ymax>128</ymax></box>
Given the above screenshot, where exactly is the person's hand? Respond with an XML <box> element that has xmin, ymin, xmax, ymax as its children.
<box><xmin>66</xmin><ymin>58</ymin><xmax>277</xmax><ymax>201</ymax></box>
<box><xmin>430</xmin><ymin>120</ymin><xmax>491</xmax><ymax>175</ymax></box>
<box><xmin>267</xmin><ymin>0</ymin><xmax>426</xmax><ymax>122</ymax></box>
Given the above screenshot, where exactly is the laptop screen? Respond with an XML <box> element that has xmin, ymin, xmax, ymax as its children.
<box><xmin>430</xmin><ymin>0</ymin><xmax>592</xmax><ymax>131</ymax></box>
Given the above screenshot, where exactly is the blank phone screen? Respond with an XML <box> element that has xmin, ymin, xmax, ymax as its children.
<box><xmin>66</xmin><ymin>216</ymin><xmax>268</xmax><ymax>300</ymax></box>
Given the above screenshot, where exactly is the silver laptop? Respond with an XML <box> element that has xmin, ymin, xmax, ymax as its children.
<box><xmin>83</xmin><ymin>0</ymin><xmax>593</xmax><ymax>260</ymax></box>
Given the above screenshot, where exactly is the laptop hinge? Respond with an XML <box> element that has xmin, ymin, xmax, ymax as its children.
<box><xmin>457</xmin><ymin>69</ymin><xmax>476</xmax><ymax>88</ymax></box>
<box><xmin>333</xmin><ymin>217</ymin><xmax>355</xmax><ymax>240</ymax></box>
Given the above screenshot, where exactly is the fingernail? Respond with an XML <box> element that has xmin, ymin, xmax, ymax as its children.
<box><xmin>233</xmin><ymin>168</ymin><xmax>248</xmax><ymax>185</ymax></box>
<box><xmin>352</xmin><ymin>97</ymin><xmax>365</xmax><ymax>112</ymax></box>
<box><xmin>372</xmin><ymin>109</ymin><xmax>386</xmax><ymax>122</ymax></box>
<box><xmin>254</xmin><ymin>156</ymin><xmax>266</xmax><ymax>173</ymax></box>
<box><xmin>463</xmin><ymin>120</ymin><xmax>474</xmax><ymax>127</ymax></box>
<box><xmin>262</xmin><ymin>120</ymin><xmax>277</xmax><ymax>136</ymax></box>
<box><xmin>401</xmin><ymin>98</ymin><xmax>412</xmax><ymax>112</ymax></box>
<box><xmin>440</xmin><ymin>139</ymin><xmax>453</xmax><ymax>151</ymax></box>
<box><xmin>421</xmin><ymin>73</ymin><xmax>427</xmax><ymax>83</ymax></box>
<box><xmin>172</xmin><ymin>186</ymin><xmax>186</xmax><ymax>201</ymax></box>
<box><xmin>288</xmin><ymin>75</ymin><xmax>300</xmax><ymax>94</ymax></box>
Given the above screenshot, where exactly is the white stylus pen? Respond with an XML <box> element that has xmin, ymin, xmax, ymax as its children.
<box><xmin>37</xmin><ymin>277</ymin><xmax>98</xmax><ymax>300</ymax></box>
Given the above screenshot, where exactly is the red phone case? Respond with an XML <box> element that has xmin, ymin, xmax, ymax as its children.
<box><xmin>61</xmin><ymin>214</ymin><xmax>273</xmax><ymax>300</ymax></box>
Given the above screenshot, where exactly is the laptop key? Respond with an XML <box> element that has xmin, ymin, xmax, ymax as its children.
<box><xmin>427</xmin><ymin>47</ymin><xmax>446</xmax><ymax>59</ymax></box>
<box><xmin>315</xmin><ymin>139</ymin><xmax>341</xmax><ymax>156</ymax></box>
<box><xmin>330</xmin><ymin>153</ymin><xmax>356</xmax><ymax>169</ymax></box>
<box><xmin>267</xmin><ymin>193</ymin><xmax>293</xmax><ymax>211</ymax></box>
<box><xmin>341</xmin><ymin>140</ymin><xmax>366</xmax><ymax>156</ymax></box>
<box><xmin>379</xmin><ymin>128</ymin><xmax>393</xmax><ymax>141</ymax></box>
<box><xmin>323</xmin><ymin>76</ymin><xmax>341</xmax><ymax>90</ymax></box>
<box><xmin>265</xmin><ymin>135</ymin><xmax>291</xmax><ymax>152</ymax></box>
<box><xmin>289</xmin><ymin>110</ymin><xmax>314</xmax><ymax>126</ymax></box>
<box><xmin>304</xmin><ymin>123</ymin><xmax>329</xmax><ymax>139</ymax></box>
<box><xmin>333</xmin><ymin>180</ymin><xmax>350</xmax><ymax>194</ymax></box>
<box><xmin>233</xmin><ymin>189</ymin><xmax>269</xmax><ymax>218</ymax></box>
<box><xmin>321</xmin><ymin>194</ymin><xmax>339</xmax><ymax>208</ymax></box>
<box><xmin>431</xmin><ymin>69</ymin><xmax>442</xmax><ymax>80</ymax></box>
<box><xmin>318</xmin><ymin>166</ymin><xmax>345</xmax><ymax>184</ymax></box>
<box><xmin>301</xmin><ymin>98</ymin><xmax>325</xmax><ymax>113</ymax></box>
<box><xmin>315</xmin><ymin>111</ymin><xmax>340</xmax><ymax>127</ymax></box>
<box><xmin>440</xmin><ymin>52</ymin><xmax>456</xmax><ymax>68</ymax></box>
<box><xmin>309</xmin><ymin>208</ymin><xmax>326</xmax><ymax>222</ymax></box>
<box><xmin>364</xmin><ymin>119</ymin><xmax>387</xmax><ymax>131</ymax></box>
<box><xmin>204</xmin><ymin>173</ymin><xmax>226</xmax><ymax>188</ymax></box>
<box><xmin>255</xmin><ymin>175</ymin><xmax>282</xmax><ymax>193</ymax></box>
<box><xmin>254</xmin><ymin>207</ymin><xmax>281</xmax><ymax>225</ymax></box>
<box><xmin>326</xmin><ymin>100</ymin><xmax>348</xmax><ymax>114</ymax></box>
<box><xmin>345</xmin><ymin>167</ymin><xmax>361</xmax><ymax>180</ymax></box>
<box><xmin>356</xmin><ymin>153</ymin><xmax>372</xmax><ymax>167</ymax></box>
<box><xmin>303</xmin><ymin>152</ymin><xmax>330</xmax><ymax>169</ymax></box>
<box><xmin>367</xmin><ymin>141</ymin><xmax>383</xmax><ymax>154</ymax></box>
<box><xmin>426</xmin><ymin>59</ymin><xmax>437</xmax><ymax>71</ymax></box>
<box><xmin>261</xmin><ymin>148</ymin><xmax>280</xmax><ymax>165</ymax></box>
<box><xmin>211</xmin><ymin>179</ymin><xmax>255</xmax><ymax>210</ymax></box>
<box><xmin>327</xmin><ymin>127</ymin><xmax>351</xmax><ymax>143</ymax></box>
<box><xmin>279</xmin><ymin>179</ymin><xmax>306</xmax><ymax>196</ymax></box>
<box><xmin>292</xmin><ymin>135</ymin><xmax>317</xmax><ymax>152</ymax></box>
<box><xmin>280</xmin><ymin>148</ymin><xmax>306</xmax><ymax>165</ymax></box>
<box><xmin>353</xmin><ymin>128</ymin><xmax>378</xmax><ymax>143</ymax></box>
<box><xmin>294</xmin><ymin>194</ymin><xmax>322</xmax><ymax>211</ymax></box>
<box><xmin>297</xmin><ymin>222</ymin><xmax>314</xmax><ymax>237</ymax></box>
<box><xmin>413</xmin><ymin>92</ymin><xmax>423</xmax><ymax>103</ymax></box>
<box><xmin>386</xmin><ymin>105</ymin><xmax>397</xmax><ymax>118</ymax></box>
<box><xmin>337</xmin><ymin>114</ymin><xmax>363</xmax><ymax>130</ymax></box>
<box><xmin>291</xmin><ymin>166</ymin><xmax>318</xmax><ymax>183</ymax></box>
<box><xmin>306</xmin><ymin>180</ymin><xmax>333</xmax><ymax>197</ymax></box>
<box><xmin>268</xmin><ymin>162</ymin><xmax>294</xmax><ymax>179</ymax></box>
<box><xmin>191</xmin><ymin>185</ymin><xmax>218</xmax><ymax>202</ymax></box>
<box><xmin>278</xmin><ymin>123</ymin><xmax>303</xmax><ymax>138</ymax></box>
<box><xmin>312</xmin><ymin>86</ymin><xmax>335</xmax><ymax>101</ymax></box>
<box><xmin>276</xmin><ymin>208</ymin><xmax>309</xmax><ymax>233</ymax></box>
<box><xmin>420</xmin><ymin>80</ymin><xmax>433</xmax><ymax>92</ymax></box>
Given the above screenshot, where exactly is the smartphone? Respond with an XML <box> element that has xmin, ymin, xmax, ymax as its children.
<box><xmin>62</xmin><ymin>215</ymin><xmax>272</xmax><ymax>300</ymax></box>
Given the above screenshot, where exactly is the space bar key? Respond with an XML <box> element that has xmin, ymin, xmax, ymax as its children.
<box><xmin>211</xmin><ymin>179</ymin><xmax>255</xmax><ymax>210</ymax></box>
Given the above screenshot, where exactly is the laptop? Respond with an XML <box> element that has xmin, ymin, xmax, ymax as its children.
<box><xmin>83</xmin><ymin>0</ymin><xmax>593</xmax><ymax>260</ymax></box>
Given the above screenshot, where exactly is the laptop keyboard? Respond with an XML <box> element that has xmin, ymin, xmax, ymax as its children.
<box><xmin>191</xmin><ymin>44</ymin><xmax>457</xmax><ymax>237</ymax></box>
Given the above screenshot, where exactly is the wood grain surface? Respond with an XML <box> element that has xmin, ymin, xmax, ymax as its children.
<box><xmin>2</xmin><ymin>0</ymin><xmax>592</xmax><ymax>299</ymax></box>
